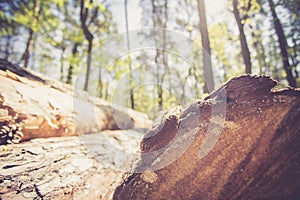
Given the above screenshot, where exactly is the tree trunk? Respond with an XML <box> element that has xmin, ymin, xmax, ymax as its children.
<box><xmin>0</xmin><ymin>60</ymin><xmax>151</xmax><ymax>144</ymax></box>
<box><xmin>22</xmin><ymin>0</ymin><xmax>41</xmax><ymax>69</ymax></box>
<box><xmin>83</xmin><ymin>38</ymin><xmax>93</xmax><ymax>91</ymax></box>
<box><xmin>0</xmin><ymin>130</ymin><xmax>142</xmax><ymax>199</ymax></box>
<box><xmin>125</xmin><ymin>0</ymin><xmax>135</xmax><ymax>110</ymax></box>
<box><xmin>291</xmin><ymin>38</ymin><xmax>298</xmax><ymax>68</ymax></box>
<box><xmin>291</xmin><ymin>37</ymin><xmax>299</xmax><ymax>80</ymax></box>
<box><xmin>268</xmin><ymin>0</ymin><xmax>296</xmax><ymax>87</ymax></box>
<box><xmin>197</xmin><ymin>0</ymin><xmax>214</xmax><ymax>93</ymax></box>
<box><xmin>0</xmin><ymin>60</ymin><xmax>152</xmax><ymax>199</ymax></box>
<box><xmin>114</xmin><ymin>75</ymin><xmax>300</xmax><ymax>200</ymax></box>
<box><xmin>66</xmin><ymin>43</ymin><xmax>79</xmax><ymax>85</ymax></box>
<box><xmin>232</xmin><ymin>0</ymin><xmax>252</xmax><ymax>74</ymax></box>
<box><xmin>59</xmin><ymin>48</ymin><xmax>65</xmax><ymax>82</ymax></box>
<box><xmin>23</xmin><ymin>29</ymin><xmax>34</xmax><ymax>69</ymax></box>
<box><xmin>152</xmin><ymin>0</ymin><xmax>168</xmax><ymax>111</ymax></box>
<box><xmin>97</xmin><ymin>67</ymin><xmax>103</xmax><ymax>98</ymax></box>
<box><xmin>249</xmin><ymin>24</ymin><xmax>267</xmax><ymax>74</ymax></box>
<box><xmin>66</xmin><ymin>64</ymin><xmax>73</xmax><ymax>85</ymax></box>
<box><xmin>80</xmin><ymin>0</ymin><xmax>94</xmax><ymax>92</ymax></box>
<box><xmin>3</xmin><ymin>35</ymin><xmax>12</xmax><ymax>60</ymax></box>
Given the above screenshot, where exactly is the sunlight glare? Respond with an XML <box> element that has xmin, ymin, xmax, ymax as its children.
<box><xmin>205</xmin><ymin>0</ymin><xmax>227</xmax><ymax>15</ymax></box>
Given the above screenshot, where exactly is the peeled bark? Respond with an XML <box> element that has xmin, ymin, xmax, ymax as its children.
<box><xmin>0</xmin><ymin>130</ymin><xmax>142</xmax><ymax>199</ymax></box>
<box><xmin>0</xmin><ymin>60</ymin><xmax>151</xmax><ymax>144</ymax></box>
<box><xmin>0</xmin><ymin>60</ymin><xmax>151</xmax><ymax>199</ymax></box>
<box><xmin>113</xmin><ymin>75</ymin><xmax>300</xmax><ymax>200</ymax></box>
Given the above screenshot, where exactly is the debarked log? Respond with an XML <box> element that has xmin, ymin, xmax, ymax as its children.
<box><xmin>0</xmin><ymin>129</ymin><xmax>143</xmax><ymax>200</ymax></box>
<box><xmin>0</xmin><ymin>60</ymin><xmax>151</xmax><ymax>144</ymax></box>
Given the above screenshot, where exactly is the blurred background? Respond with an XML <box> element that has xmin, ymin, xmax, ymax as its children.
<box><xmin>0</xmin><ymin>0</ymin><xmax>299</xmax><ymax>115</ymax></box>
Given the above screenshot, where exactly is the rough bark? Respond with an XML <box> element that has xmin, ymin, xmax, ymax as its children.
<box><xmin>113</xmin><ymin>75</ymin><xmax>300</xmax><ymax>200</ymax></box>
<box><xmin>0</xmin><ymin>130</ymin><xmax>142</xmax><ymax>199</ymax></box>
<box><xmin>0</xmin><ymin>61</ymin><xmax>151</xmax><ymax>144</ymax></box>
<box><xmin>232</xmin><ymin>0</ymin><xmax>252</xmax><ymax>74</ymax></box>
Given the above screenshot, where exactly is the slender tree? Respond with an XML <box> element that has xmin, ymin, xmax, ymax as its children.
<box><xmin>124</xmin><ymin>0</ymin><xmax>135</xmax><ymax>109</ymax></box>
<box><xmin>54</xmin><ymin>1</ymin><xmax>83</xmax><ymax>85</ymax></box>
<box><xmin>249</xmin><ymin>22</ymin><xmax>267</xmax><ymax>74</ymax></box>
<box><xmin>267</xmin><ymin>0</ymin><xmax>296</xmax><ymax>87</ymax></box>
<box><xmin>151</xmin><ymin>0</ymin><xmax>168</xmax><ymax>110</ymax></box>
<box><xmin>80</xmin><ymin>0</ymin><xmax>96</xmax><ymax>91</ymax></box>
<box><xmin>0</xmin><ymin>35</ymin><xmax>13</xmax><ymax>61</ymax></box>
<box><xmin>22</xmin><ymin>0</ymin><xmax>41</xmax><ymax>68</ymax></box>
<box><xmin>67</xmin><ymin>42</ymin><xmax>80</xmax><ymax>84</ymax></box>
<box><xmin>232</xmin><ymin>0</ymin><xmax>252</xmax><ymax>74</ymax></box>
<box><xmin>282</xmin><ymin>0</ymin><xmax>299</xmax><ymax>82</ymax></box>
<box><xmin>197</xmin><ymin>0</ymin><xmax>214</xmax><ymax>92</ymax></box>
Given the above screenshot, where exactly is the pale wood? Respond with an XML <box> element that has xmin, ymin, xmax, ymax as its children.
<box><xmin>0</xmin><ymin>60</ymin><xmax>151</xmax><ymax>142</ymax></box>
<box><xmin>0</xmin><ymin>130</ymin><xmax>142</xmax><ymax>200</ymax></box>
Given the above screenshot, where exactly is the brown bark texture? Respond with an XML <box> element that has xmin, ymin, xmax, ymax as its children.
<box><xmin>114</xmin><ymin>75</ymin><xmax>300</xmax><ymax>200</ymax></box>
<box><xmin>0</xmin><ymin>59</ymin><xmax>151</xmax><ymax>144</ymax></box>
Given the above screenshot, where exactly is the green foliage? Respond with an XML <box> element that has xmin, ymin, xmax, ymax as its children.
<box><xmin>209</xmin><ymin>22</ymin><xmax>238</xmax><ymax>79</ymax></box>
<box><xmin>238</xmin><ymin>0</ymin><xmax>261</xmax><ymax>17</ymax></box>
<box><xmin>0</xmin><ymin>0</ymin><xmax>298</xmax><ymax>113</ymax></box>
<box><xmin>53</xmin><ymin>0</ymin><xmax>64</xmax><ymax>7</ymax></box>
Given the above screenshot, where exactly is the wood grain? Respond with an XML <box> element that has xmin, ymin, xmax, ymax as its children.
<box><xmin>114</xmin><ymin>75</ymin><xmax>300</xmax><ymax>200</ymax></box>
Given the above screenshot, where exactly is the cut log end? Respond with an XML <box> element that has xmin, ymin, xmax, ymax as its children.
<box><xmin>205</xmin><ymin>74</ymin><xmax>278</xmax><ymax>103</ymax></box>
<box><xmin>113</xmin><ymin>75</ymin><xmax>300</xmax><ymax>200</ymax></box>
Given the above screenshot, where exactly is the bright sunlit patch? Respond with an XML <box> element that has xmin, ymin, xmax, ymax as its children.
<box><xmin>205</xmin><ymin>0</ymin><xmax>227</xmax><ymax>15</ymax></box>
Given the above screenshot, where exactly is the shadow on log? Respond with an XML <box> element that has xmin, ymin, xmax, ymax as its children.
<box><xmin>0</xmin><ymin>59</ymin><xmax>46</xmax><ymax>84</ymax></box>
<box><xmin>113</xmin><ymin>75</ymin><xmax>300</xmax><ymax>200</ymax></box>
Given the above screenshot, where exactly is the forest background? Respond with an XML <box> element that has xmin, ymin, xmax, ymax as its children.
<box><xmin>0</xmin><ymin>0</ymin><xmax>299</xmax><ymax>118</ymax></box>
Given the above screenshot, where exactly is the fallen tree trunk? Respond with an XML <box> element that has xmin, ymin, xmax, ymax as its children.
<box><xmin>113</xmin><ymin>75</ymin><xmax>300</xmax><ymax>200</ymax></box>
<box><xmin>0</xmin><ymin>60</ymin><xmax>151</xmax><ymax>144</ymax></box>
<box><xmin>0</xmin><ymin>59</ymin><xmax>151</xmax><ymax>199</ymax></box>
<box><xmin>0</xmin><ymin>130</ymin><xmax>142</xmax><ymax>199</ymax></box>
